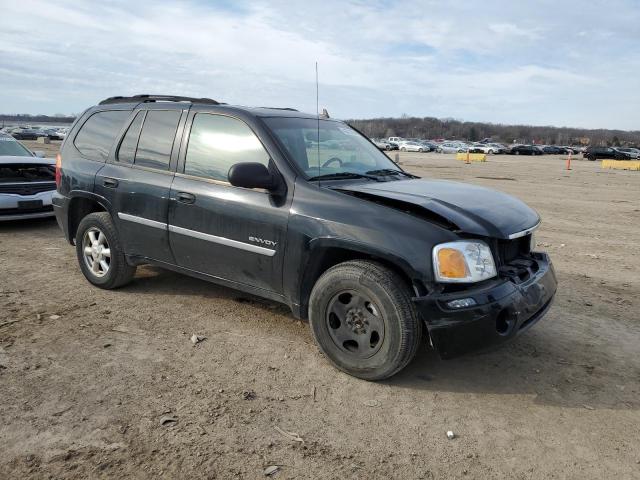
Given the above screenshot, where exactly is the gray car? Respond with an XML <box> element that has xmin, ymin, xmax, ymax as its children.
<box><xmin>0</xmin><ymin>134</ymin><xmax>56</xmax><ymax>221</ymax></box>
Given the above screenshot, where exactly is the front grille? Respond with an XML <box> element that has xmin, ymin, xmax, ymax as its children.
<box><xmin>0</xmin><ymin>182</ymin><xmax>56</xmax><ymax>196</ymax></box>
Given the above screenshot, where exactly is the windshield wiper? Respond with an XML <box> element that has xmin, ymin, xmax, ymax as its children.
<box><xmin>308</xmin><ymin>172</ymin><xmax>384</xmax><ymax>182</ymax></box>
<box><xmin>365</xmin><ymin>168</ymin><xmax>419</xmax><ymax>178</ymax></box>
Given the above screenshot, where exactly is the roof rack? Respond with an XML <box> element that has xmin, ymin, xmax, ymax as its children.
<box><xmin>98</xmin><ymin>94</ymin><xmax>221</xmax><ymax>106</ymax></box>
<box><xmin>259</xmin><ymin>107</ymin><xmax>299</xmax><ymax>112</ymax></box>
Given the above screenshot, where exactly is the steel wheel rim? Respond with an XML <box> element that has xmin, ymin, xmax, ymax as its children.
<box><xmin>82</xmin><ymin>227</ymin><xmax>111</xmax><ymax>278</ymax></box>
<box><xmin>325</xmin><ymin>289</ymin><xmax>385</xmax><ymax>359</ymax></box>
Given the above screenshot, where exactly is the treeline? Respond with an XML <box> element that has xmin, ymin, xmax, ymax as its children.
<box><xmin>347</xmin><ymin>116</ymin><xmax>640</xmax><ymax>147</ymax></box>
<box><xmin>0</xmin><ymin>114</ymin><xmax>75</xmax><ymax>124</ymax></box>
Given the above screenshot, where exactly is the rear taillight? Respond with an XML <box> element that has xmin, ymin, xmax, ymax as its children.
<box><xmin>55</xmin><ymin>153</ymin><xmax>62</xmax><ymax>187</ymax></box>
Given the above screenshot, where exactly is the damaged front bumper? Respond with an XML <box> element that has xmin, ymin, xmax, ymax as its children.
<box><xmin>414</xmin><ymin>252</ymin><xmax>557</xmax><ymax>359</ymax></box>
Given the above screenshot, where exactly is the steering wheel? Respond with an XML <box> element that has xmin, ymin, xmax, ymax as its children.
<box><xmin>322</xmin><ymin>157</ymin><xmax>343</xmax><ymax>168</ymax></box>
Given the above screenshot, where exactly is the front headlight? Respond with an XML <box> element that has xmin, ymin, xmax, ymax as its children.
<box><xmin>432</xmin><ymin>241</ymin><xmax>497</xmax><ymax>283</ymax></box>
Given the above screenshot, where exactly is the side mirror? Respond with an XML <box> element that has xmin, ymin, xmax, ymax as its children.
<box><xmin>33</xmin><ymin>151</ymin><xmax>45</xmax><ymax>158</ymax></box>
<box><xmin>228</xmin><ymin>162</ymin><xmax>277</xmax><ymax>190</ymax></box>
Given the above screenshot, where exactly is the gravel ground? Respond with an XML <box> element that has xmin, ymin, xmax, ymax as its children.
<box><xmin>1</xmin><ymin>145</ymin><xmax>639</xmax><ymax>479</ymax></box>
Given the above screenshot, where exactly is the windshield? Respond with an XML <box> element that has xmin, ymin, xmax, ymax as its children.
<box><xmin>0</xmin><ymin>136</ymin><xmax>33</xmax><ymax>157</ymax></box>
<box><xmin>263</xmin><ymin>117</ymin><xmax>401</xmax><ymax>179</ymax></box>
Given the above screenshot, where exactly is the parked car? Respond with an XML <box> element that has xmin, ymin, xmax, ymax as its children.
<box><xmin>53</xmin><ymin>94</ymin><xmax>556</xmax><ymax>380</ymax></box>
<box><xmin>436</xmin><ymin>142</ymin><xmax>466</xmax><ymax>154</ymax></box>
<box><xmin>371</xmin><ymin>139</ymin><xmax>395</xmax><ymax>151</ymax></box>
<box><xmin>583</xmin><ymin>146</ymin><xmax>634</xmax><ymax>161</ymax></box>
<box><xmin>399</xmin><ymin>141</ymin><xmax>427</xmax><ymax>152</ymax></box>
<box><xmin>1</xmin><ymin>142</ymin><xmax>57</xmax><ymax>220</ymax></box>
<box><xmin>616</xmin><ymin>147</ymin><xmax>640</xmax><ymax>159</ymax></box>
<box><xmin>41</xmin><ymin>128</ymin><xmax>65</xmax><ymax>140</ymax></box>
<box><xmin>388</xmin><ymin>136</ymin><xmax>404</xmax><ymax>144</ymax></box>
<box><xmin>509</xmin><ymin>145</ymin><xmax>543</xmax><ymax>156</ymax></box>
<box><xmin>541</xmin><ymin>146</ymin><xmax>563</xmax><ymax>154</ymax></box>
<box><xmin>418</xmin><ymin>141</ymin><xmax>436</xmax><ymax>152</ymax></box>
<box><xmin>11</xmin><ymin>128</ymin><xmax>47</xmax><ymax>140</ymax></box>
<box><xmin>469</xmin><ymin>143</ymin><xmax>501</xmax><ymax>154</ymax></box>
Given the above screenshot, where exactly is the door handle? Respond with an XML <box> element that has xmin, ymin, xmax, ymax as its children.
<box><xmin>176</xmin><ymin>192</ymin><xmax>196</xmax><ymax>204</ymax></box>
<box><xmin>103</xmin><ymin>177</ymin><xmax>119</xmax><ymax>188</ymax></box>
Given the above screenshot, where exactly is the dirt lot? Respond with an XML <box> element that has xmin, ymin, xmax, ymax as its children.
<box><xmin>1</xmin><ymin>144</ymin><xmax>639</xmax><ymax>479</ymax></box>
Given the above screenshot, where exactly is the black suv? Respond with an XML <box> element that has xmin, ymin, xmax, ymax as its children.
<box><xmin>583</xmin><ymin>146</ymin><xmax>633</xmax><ymax>161</ymax></box>
<box><xmin>53</xmin><ymin>95</ymin><xmax>557</xmax><ymax>380</ymax></box>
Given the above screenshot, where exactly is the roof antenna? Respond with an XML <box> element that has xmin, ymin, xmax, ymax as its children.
<box><xmin>316</xmin><ymin>61</ymin><xmax>320</xmax><ymax>182</ymax></box>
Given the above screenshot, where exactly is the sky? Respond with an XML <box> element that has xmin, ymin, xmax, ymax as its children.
<box><xmin>0</xmin><ymin>0</ymin><xmax>639</xmax><ymax>130</ymax></box>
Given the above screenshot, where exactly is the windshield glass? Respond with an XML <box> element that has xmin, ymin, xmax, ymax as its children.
<box><xmin>0</xmin><ymin>136</ymin><xmax>33</xmax><ymax>157</ymax></box>
<box><xmin>263</xmin><ymin>117</ymin><xmax>401</xmax><ymax>179</ymax></box>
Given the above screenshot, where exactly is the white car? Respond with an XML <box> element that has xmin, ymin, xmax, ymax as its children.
<box><xmin>399</xmin><ymin>141</ymin><xmax>428</xmax><ymax>152</ymax></box>
<box><xmin>0</xmin><ymin>134</ymin><xmax>56</xmax><ymax>221</ymax></box>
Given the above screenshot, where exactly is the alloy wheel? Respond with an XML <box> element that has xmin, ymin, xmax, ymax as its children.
<box><xmin>82</xmin><ymin>227</ymin><xmax>111</xmax><ymax>277</ymax></box>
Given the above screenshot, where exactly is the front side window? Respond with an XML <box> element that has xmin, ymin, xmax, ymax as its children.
<box><xmin>184</xmin><ymin>114</ymin><xmax>269</xmax><ymax>182</ymax></box>
<box><xmin>74</xmin><ymin>110</ymin><xmax>130</xmax><ymax>161</ymax></box>
<box><xmin>263</xmin><ymin>117</ymin><xmax>400</xmax><ymax>178</ymax></box>
<box><xmin>134</xmin><ymin>110</ymin><xmax>182</xmax><ymax>170</ymax></box>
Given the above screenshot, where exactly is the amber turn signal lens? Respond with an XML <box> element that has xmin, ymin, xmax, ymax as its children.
<box><xmin>437</xmin><ymin>248</ymin><xmax>468</xmax><ymax>278</ymax></box>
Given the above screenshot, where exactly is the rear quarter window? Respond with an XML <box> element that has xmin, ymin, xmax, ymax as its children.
<box><xmin>73</xmin><ymin>110</ymin><xmax>131</xmax><ymax>161</ymax></box>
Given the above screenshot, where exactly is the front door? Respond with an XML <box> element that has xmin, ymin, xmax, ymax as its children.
<box><xmin>168</xmin><ymin>112</ymin><xmax>290</xmax><ymax>294</ymax></box>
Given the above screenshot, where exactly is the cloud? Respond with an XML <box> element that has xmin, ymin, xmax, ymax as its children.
<box><xmin>0</xmin><ymin>0</ymin><xmax>638</xmax><ymax>129</ymax></box>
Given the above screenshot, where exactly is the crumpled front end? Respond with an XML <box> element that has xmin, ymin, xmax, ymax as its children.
<box><xmin>415</xmin><ymin>251</ymin><xmax>557</xmax><ymax>359</ymax></box>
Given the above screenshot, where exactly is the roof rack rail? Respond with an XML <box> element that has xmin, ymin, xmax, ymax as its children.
<box><xmin>99</xmin><ymin>94</ymin><xmax>221</xmax><ymax>106</ymax></box>
<box><xmin>259</xmin><ymin>107</ymin><xmax>299</xmax><ymax>112</ymax></box>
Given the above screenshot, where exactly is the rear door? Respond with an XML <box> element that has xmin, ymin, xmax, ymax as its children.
<box><xmin>167</xmin><ymin>110</ymin><xmax>290</xmax><ymax>293</ymax></box>
<box><xmin>95</xmin><ymin>105</ymin><xmax>187</xmax><ymax>263</ymax></box>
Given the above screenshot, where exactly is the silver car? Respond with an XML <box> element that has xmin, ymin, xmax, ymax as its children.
<box><xmin>0</xmin><ymin>135</ymin><xmax>56</xmax><ymax>221</ymax></box>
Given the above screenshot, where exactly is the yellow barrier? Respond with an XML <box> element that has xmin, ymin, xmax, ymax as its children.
<box><xmin>601</xmin><ymin>160</ymin><xmax>640</xmax><ymax>171</ymax></box>
<box><xmin>455</xmin><ymin>153</ymin><xmax>487</xmax><ymax>162</ymax></box>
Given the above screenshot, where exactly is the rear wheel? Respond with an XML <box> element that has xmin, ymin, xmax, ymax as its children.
<box><xmin>309</xmin><ymin>260</ymin><xmax>422</xmax><ymax>380</ymax></box>
<box><xmin>75</xmin><ymin>212</ymin><xmax>136</xmax><ymax>289</ymax></box>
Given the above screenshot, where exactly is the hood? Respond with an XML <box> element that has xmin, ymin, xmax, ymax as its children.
<box><xmin>0</xmin><ymin>155</ymin><xmax>55</xmax><ymax>165</ymax></box>
<box><xmin>334</xmin><ymin>178</ymin><xmax>540</xmax><ymax>239</ymax></box>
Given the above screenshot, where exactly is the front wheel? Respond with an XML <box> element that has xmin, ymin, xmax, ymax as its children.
<box><xmin>75</xmin><ymin>212</ymin><xmax>136</xmax><ymax>289</ymax></box>
<box><xmin>400</xmin><ymin>147</ymin><xmax>406</xmax><ymax>152</ymax></box>
<box><xmin>309</xmin><ymin>260</ymin><xmax>422</xmax><ymax>380</ymax></box>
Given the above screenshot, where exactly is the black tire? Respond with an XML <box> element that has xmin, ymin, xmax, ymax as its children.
<box><xmin>75</xmin><ymin>212</ymin><xmax>136</xmax><ymax>289</ymax></box>
<box><xmin>515</xmin><ymin>150</ymin><xmax>520</xmax><ymax>155</ymax></box>
<box><xmin>308</xmin><ymin>260</ymin><xmax>422</xmax><ymax>380</ymax></box>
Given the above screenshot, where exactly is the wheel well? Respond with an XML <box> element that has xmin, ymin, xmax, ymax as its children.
<box><xmin>68</xmin><ymin>197</ymin><xmax>107</xmax><ymax>244</ymax></box>
<box><xmin>297</xmin><ymin>247</ymin><xmax>427</xmax><ymax>320</ymax></box>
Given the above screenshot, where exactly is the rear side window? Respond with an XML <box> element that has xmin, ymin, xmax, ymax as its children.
<box><xmin>117</xmin><ymin>111</ymin><xmax>145</xmax><ymax>164</ymax></box>
<box><xmin>74</xmin><ymin>110</ymin><xmax>130</xmax><ymax>161</ymax></box>
<box><xmin>134</xmin><ymin>110</ymin><xmax>182</xmax><ymax>170</ymax></box>
<box><xmin>184</xmin><ymin>114</ymin><xmax>269</xmax><ymax>182</ymax></box>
